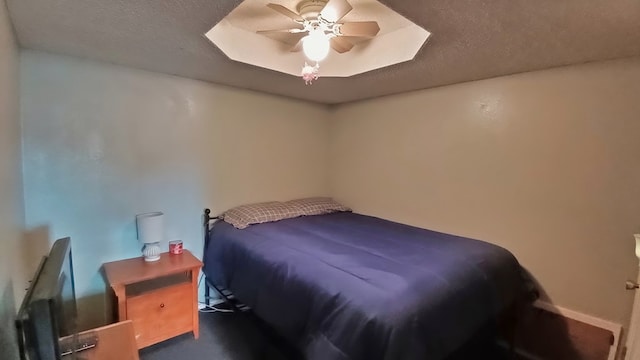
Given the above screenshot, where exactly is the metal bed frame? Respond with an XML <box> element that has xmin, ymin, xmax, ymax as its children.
<box><xmin>202</xmin><ymin>208</ymin><xmax>236</xmax><ymax>309</ymax></box>
<box><xmin>201</xmin><ymin>208</ymin><xmax>303</xmax><ymax>358</ymax></box>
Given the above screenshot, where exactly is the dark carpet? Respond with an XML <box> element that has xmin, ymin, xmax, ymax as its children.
<box><xmin>139</xmin><ymin>311</ymin><xmax>515</xmax><ymax>360</ymax></box>
<box><xmin>139</xmin><ymin>310</ymin><xmax>289</xmax><ymax>360</ymax></box>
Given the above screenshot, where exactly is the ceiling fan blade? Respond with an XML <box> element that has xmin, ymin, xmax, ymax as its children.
<box><xmin>320</xmin><ymin>0</ymin><xmax>353</xmax><ymax>22</ymax></box>
<box><xmin>338</xmin><ymin>21</ymin><xmax>380</xmax><ymax>37</ymax></box>
<box><xmin>258</xmin><ymin>30</ymin><xmax>306</xmax><ymax>46</ymax></box>
<box><xmin>266</xmin><ymin>3</ymin><xmax>305</xmax><ymax>22</ymax></box>
<box><xmin>291</xmin><ymin>39</ymin><xmax>303</xmax><ymax>52</ymax></box>
<box><xmin>257</xmin><ymin>27</ymin><xmax>305</xmax><ymax>34</ymax></box>
<box><xmin>330</xmin><ymin>37</ymin><xmax>354</xmax><ymax>53</ymax></box>
<box><xmin>285</xmin><ymin>32</ymin><xmax>307</xmax><ymax>47</ymax></box>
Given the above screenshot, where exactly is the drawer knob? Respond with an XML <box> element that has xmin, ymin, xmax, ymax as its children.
<box><xmin>160</xmin><ymin>303</ymin><xmax>165</xmax><ymax>308</ymax></box>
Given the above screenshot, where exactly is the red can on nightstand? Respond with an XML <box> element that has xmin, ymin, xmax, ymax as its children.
<box><xmin>169</xmin><ymin>240</ymin><xmax>183</xmax><ymax>255</ymax></box>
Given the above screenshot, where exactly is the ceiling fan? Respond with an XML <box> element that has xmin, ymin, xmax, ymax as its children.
<box><xmin>257</xmin><ymin>0</ymin><xmax>381</xmax><ymax>63</ymax></box>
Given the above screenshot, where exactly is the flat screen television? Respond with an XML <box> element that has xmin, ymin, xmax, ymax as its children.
<box><xmin>15</xmin><ymin>237</ymin><xmax>78</xmax><ymax>360</ymax></box>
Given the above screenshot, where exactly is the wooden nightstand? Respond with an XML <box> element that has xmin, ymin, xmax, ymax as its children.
<box><xmin>102</xmin><ymin>250</ymin><xmax>203</xmax><ymax>349</ymax></box>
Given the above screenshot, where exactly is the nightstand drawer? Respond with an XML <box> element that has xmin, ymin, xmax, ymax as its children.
<box><xmin>127</xmin><ymin>282</ymin><xmax>193</xmax><ymax>348</ymax></box>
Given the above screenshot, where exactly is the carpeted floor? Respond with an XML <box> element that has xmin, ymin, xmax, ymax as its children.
<box><xmin>140</xmin><ymin>311</ymin><xmax>289</xmax><ymax>360</ymax></box>
<box><xmin>139</xmin><ymin>311</ymin><xmax>516</xmax><ymax>360</ymax></box>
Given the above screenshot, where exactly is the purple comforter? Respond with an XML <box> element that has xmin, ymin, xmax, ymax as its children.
<box><xmin>204</xmin><ymin>212</ymin><xmax>522</xmax><ymax>360</ymax></box>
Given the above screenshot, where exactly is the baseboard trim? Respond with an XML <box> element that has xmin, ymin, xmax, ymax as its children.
<box><xmin>532</xmin><ymin>300</ymin><xmax>622</xmax><ymax>360</ymax></box>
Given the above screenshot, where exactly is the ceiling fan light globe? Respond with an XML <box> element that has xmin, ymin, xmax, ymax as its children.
<box><xmin>302</xmin><ymin>30</ymin><xmax>330</xmax><ymax>62</ymax></box>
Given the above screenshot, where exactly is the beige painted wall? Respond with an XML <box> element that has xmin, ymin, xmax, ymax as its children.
<box><xmin>329</xmin><ymin>58</ymin><xmax>640</xmax><ymax>325</ymax></box>
<box><xmin>17</xmin><ymin>46</ymin><xmax>640</xmax><ymax>333</ymax></box>
<box><xmin>20</xmin><ymin>50</ymin><xmax>330</xmax><ymax>329</ymax></box>
<box><xmin>0</xmin><ymin>0</ymin><xmax>25</xmax><ymax>358</ymax></box>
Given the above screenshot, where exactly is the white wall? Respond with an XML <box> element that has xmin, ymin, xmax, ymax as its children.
<box><xmin>20</xmin><ymin>50</ymin><xmax>330</xmax><ymax>329</ymax></box>
<box><xmin>0</xmin><ymin>0</ymin><xmax>24</xmax><ymax>358</ymax></box>
<box><xmin>329</xmin><ymin>58</ymin><xmax>640</xmax><ymax>326</ymax></box>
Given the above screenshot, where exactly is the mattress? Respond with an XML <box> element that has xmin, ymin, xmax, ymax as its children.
<box><xmin>203</xmin><ymin>212</ymin><xmax>523</xmax><ymax>360</ymax></box>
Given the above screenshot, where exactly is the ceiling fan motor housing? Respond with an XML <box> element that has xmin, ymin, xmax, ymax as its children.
<box><xmin>297</xmin><ymin>0</ymin><xmax>328</xmax><ymax>20</ymax></box>
<box><xmin>257</xmin><ymin>0</ymin><xmax>381</xmax><ymax>58</ymax></box>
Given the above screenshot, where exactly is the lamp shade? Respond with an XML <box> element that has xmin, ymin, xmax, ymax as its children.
<box><xmin>136</xmin><ymin>212</ymin><xmax>164</xmax><ymax>245</ymax></box>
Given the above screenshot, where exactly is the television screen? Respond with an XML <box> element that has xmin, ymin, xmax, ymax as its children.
<box><xmin>16</xmin><ymin>237</ymin><xmax>78</xmax><ymax>360</ymax></box>
<box><xmin>54</xmin><ymin>248</ymin><xmax>76</xmax><ymax>338</ymax></box>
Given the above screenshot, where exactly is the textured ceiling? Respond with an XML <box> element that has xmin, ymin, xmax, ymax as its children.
<box><xmin>7</xmin><ymin>0</ymin><xmax>640</xmax><ymax>104</ymax></box>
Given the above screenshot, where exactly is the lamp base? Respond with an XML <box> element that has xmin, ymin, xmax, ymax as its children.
<box><xmin>142</xmin><ymin>242</ymin><xmax>161</xmax><ymax>262</ymax></box>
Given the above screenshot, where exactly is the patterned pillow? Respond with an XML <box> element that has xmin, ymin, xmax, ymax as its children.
<box><xmin>285</xmin><ymin>197</ymin><xmax>351</xmax><ymax>216</ymax></box>
<box><xmin>223</xmin><ymin>201</ymin><xmax>303</xmax><ymax>229</ymax></box>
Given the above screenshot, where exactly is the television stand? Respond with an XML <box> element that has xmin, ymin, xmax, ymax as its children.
<box><xmin>60</xmin><ymin>320</ymin><xmax>139</xmax><ymax>360</ymax></box>
<box><xmin>59</xmin><ymin>333</ymin><xmax>98</xmax><ymax>356</ymax></box>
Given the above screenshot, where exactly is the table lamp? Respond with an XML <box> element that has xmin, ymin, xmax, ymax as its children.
<box><xmin>136</xmin><ymin>212</ymin><xmax>164</xmax><ymax>262</ymax></box>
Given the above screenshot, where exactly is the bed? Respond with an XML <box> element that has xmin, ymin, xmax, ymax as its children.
<box><xmin>202</xmin><ymin>209</ymin><xmax>526</xmax><ymax>360</ymax></box>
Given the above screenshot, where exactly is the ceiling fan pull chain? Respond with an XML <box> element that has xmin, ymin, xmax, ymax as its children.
<box><xmin>301</xmin><ymin>62</ymin><xmax>320</xmax><ymax>85</ymax></box>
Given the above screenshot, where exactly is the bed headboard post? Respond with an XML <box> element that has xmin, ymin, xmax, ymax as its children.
<box><xmin>204</xmin><ymin>208</ymin><xmax>212</xmax><ymax>251</ymax></box>
<box><xmin>202</xmin><ymin>208</ymin><xmax>212</xmax><ymax>306</ymax></box>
